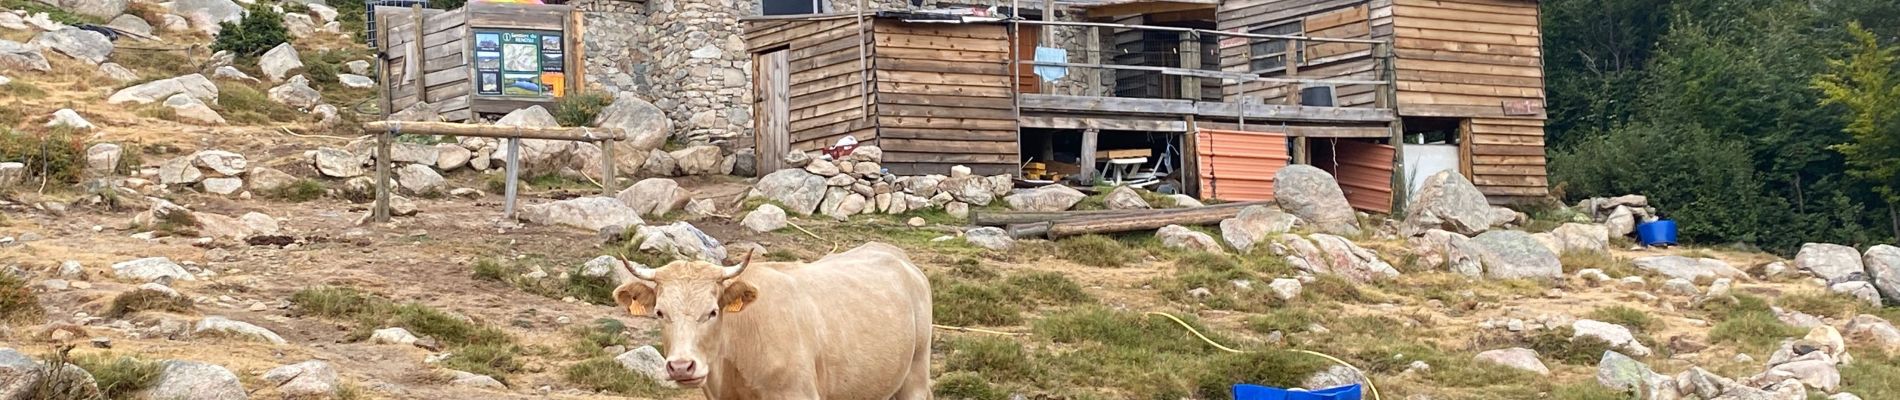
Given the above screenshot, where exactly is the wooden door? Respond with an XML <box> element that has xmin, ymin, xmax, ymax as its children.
<box><xmin>754</xmin><ymin>49</ymin><xmax>790</xmax><ymax>174</ymax></box>
<box><xmin>1015</xmin><ymin>25</ymin><xmax>1041</xmax><ymax>94</ymax></box>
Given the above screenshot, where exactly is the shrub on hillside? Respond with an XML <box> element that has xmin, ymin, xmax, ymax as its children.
<box><xmin>554</xmin><ymin>92</ymin><xmax>612</xmax><ymax>127</ymax></box>
<box><xmin>0</xmin><ymin>128</ymin><xmax>89</xmax><ymax>188</ymax></box>
<box><xmin>212</xmin><ymin>5</ymin><xmax>290</xmax><ymax>58</ymax></box>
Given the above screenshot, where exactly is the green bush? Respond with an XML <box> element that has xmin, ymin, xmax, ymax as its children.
<box><xmin>0</xmin><ymin>0</ymin><xmax>101</xmax><ymax>24</ymax></box>
<box><xmin>268</xmin><ymin>179</ymin><xmax>327</xmax><ymax>202</ymax></box>
<box><xmin>0</xmin><ymin>128</ymin><xmax>89</xmax><ymax>188</ymax></box>
<box><xmin>71</xmin><ymin>354</ymin><xmax>163</xmax><ymax>400</ymax></box>
<box><xmin>553</xmin><ymin>92</ymin><xmax>613</xmax><ymax>127</ymax></box>
<box><xmin>562</xmin><ymin>357</ymin><xmax>668</xmax><ymax>396</ymax></box>
<box><xmin>214</xmin><ymin>82</ymin><xmax>299</xmax><ymax>124</ymax></box>
<box><xmin>105</xmin><ymin>289</ymin><xmax>195</xmax><ymax>318</ymax></box>
<box><xmin>933</xmin><ymin>371</ymin><xmax>1005</xmax><ymax>400</ymax></box>
<box><xmin>0</xmin><ymin>273</ymin><xmax>44</xmax><ymax>324</ymax></box>
<box><xmin>943</xmin><ymin>336</ymin><xmax>1038</xmax><ymax>378</ymax></box>
<box><xmin>211</xmin><ymin>5</ymin><xmax>290</xmax><ymax>58</ymax></box>
<box><xmin>439</xmin><ymin>344</ymin><xmax>521</xmax><ymax>380</ymax></box>
<box><xmin>1057</xmin><ymin>235</ymin><xmax>1137</xmax><ymax>268</ymax></box>
<box><xmin>1586</xmin><ymin>305</ymin><xmax>1660</xmax><ymax>333</ymax></box>
<box><xmin>934</xmin><ymin>282</ymin><xmax>1023</xmax><ymax>327</ymax></box>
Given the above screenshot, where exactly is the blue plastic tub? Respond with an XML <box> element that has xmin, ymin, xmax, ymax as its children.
<box><xmin>1233</xmin><ymin>384</ymin><xmax>1363</xmax><ymax>400</ymax></box>
<box><xmin>1637</xmin><ymin>220</ymin><xmax>1678</xmax><ymax>247</ymax></box>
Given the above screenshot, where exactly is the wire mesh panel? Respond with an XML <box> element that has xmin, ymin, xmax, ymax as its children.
<box><xmin>365</xmin><ymin>0</ymin><xmax>430</xmax><ymax>49</ymax></box>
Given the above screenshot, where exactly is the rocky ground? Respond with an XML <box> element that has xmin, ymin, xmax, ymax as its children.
<box><xmin>4</xmin><ymin>0</ymin><xmax>1900</xmax><ymax>399</ymax></box>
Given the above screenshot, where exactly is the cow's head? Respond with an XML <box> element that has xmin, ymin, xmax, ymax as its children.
<box><xmin>611</xmin><ymin>252</ymin><xmax>758</xmax><ymax>388</ymax></box>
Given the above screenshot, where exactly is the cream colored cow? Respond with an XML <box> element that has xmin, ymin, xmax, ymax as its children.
<box><xmin>611</xmin><ymin>242</ymin><xmax>933</xmax><ymax>399</ymax></box>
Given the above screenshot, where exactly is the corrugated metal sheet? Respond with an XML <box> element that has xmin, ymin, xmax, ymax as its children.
<box><xmin>1196</xmin><ymin>128</ymin><xmax>1289</xmax><ymax>202</ymax></box>
<box><xmin>1327</xmin><ymin>140</ymin><xmax>1394</xmax><ymax>213</ymax></box>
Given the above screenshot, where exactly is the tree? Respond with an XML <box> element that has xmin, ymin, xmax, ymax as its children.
<box><xmin>1814</xmin><ymin>22</ymin><xmax>1900</xmax><ymax>237</ymax></box>
<box><xmin>211</xmin><ymin>5</ymin><xmax>290</xmax><ymax>58</ymax></box>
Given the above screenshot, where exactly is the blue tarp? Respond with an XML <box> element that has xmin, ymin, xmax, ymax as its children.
<box><xmin>1232</xmin><ymin>384</ymin><xmax>1363</xmax><ymax>400</ymax></box>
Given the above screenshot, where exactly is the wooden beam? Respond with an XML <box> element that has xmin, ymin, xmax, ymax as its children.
<box><xmin>363</xmin><ymin>121</ymin><xmax>627</xmax><ymax>141</ymax></box>
<box><xmin>1078</xmin><ymin>128</ymin><xmax>1100</xmax><ymax>184</ymax></box>
<box><xmin>1019</xmin><ymin>115</ymin><xmax>1188</xmax><ymax>131</ymax></box>
<box><xmin>1179</xmin><ymin>32</ymin><xmax>1201</xmax><ymax>100</ymax></box>
<box><xmin>1019</xmin><ymin>19</ymin><xmax>1384</xmax><ymax>45</ymax></box>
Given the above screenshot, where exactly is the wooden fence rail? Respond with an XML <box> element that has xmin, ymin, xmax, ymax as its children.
<box><xmin>361</xmin><ymin>121</ymin><xmax>627</xmax><ymax>223</ymax></box>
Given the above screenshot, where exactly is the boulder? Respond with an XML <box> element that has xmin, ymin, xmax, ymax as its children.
<box><xmin>1268</xmin><ymin>278</ymin><xmax>1301</xmax><ymax>301</ymax></box>
<box><xmin>395</xmin><ymin>164</ymin><xmax>445</xmax><ymax>194</ymax></box>
<box><xmin>1157</xmin><ymin>224</ymin><xmax>1225</xmax><ymax>254</ymax></box>
<box><xmin>312</xmin><ymin>147</ymin><xmax>364</xmax><ymax>178</ymax></box>
<box><xmin>163</xmin><ymin>93</ymin><xmax>226</xmax><ymax>125</ymax></box>
<box><xmin>1409</xmin><ymin>229</ymin><xmax>1484</xmax><ymax>278</ymax></box>
<box><xmin>1474</xmin><ymin>348</ymin><xmax>1550</xmax><ymax>375</ymax></box>
<box><xmin>0</xmin><ymin>13</ymin><xmax>22</xmax><ymax>31</ymax></box>
<box><xmin>1829</xmin><ymin>281</ymin><xmax>1881</xmax><ymax>306</ymax></box>
<box><xmin>1305</xmin><ymin>234</ymin><xmax>1398</xmax><ymax>282</ymax></box>
<box><xmin>2</xmin><ymin>349</ymin><xmax>45</xmax><ymax>398</ymax></box>
<box><xmin>731</xmin><ymin>148</ymin><xmax>757</xmax><ymax>177</ymax></box>
<box><xmin>616</xmin><ymin>178</ymin><xmax>691</xmax><ymax>217</ymax></box>
<box><xmin>31</xmin><ymin>28</ymin><xmax>112</xmax><ymax>65</ymax></box>
<box><xmin>98</xmin><ymin>62</ymin><xmax>139</xmax><ymax>82</ymax></box>
<box><xmin>964</xmin><ymin>227</ymin><xmax>1013</xmax><ymax>250</ymax></box>
<box><xmin>1003</xmin><ymin>184</ymin><xmax>1085</xmax><ymax>212</ymax></box>
<box><xmin>345</xmin><ymin>60</ymin><xmax>370</xmax><ymax>75</ymax></box>
<box><xmin>519</xmin><ymin>197</ymin><xmax>644</xmax><ymax>232</ymax></box>
<box><xmin>941</xmin><ymin>176</ymin><xmax>998</xmax><ymax>206</ymax></box>
<box><xmin>112</xmin><ymin>257</ymin><xmax>193</xmax><ymax>282</ymax></box>
<box><xmin>783</xmin><ymin>151</ymin><xmax>812</xmax><ymax>168</ymax></box>
<box><xmin>385</xmin><ymin>142</ymin><xmax>439</xmax><ymax>165</ymax></box>
<box><xmin>173</xmin><ymin>0</ymin><xmax>243</xmax><ymax>34</ymax></box>
<box><xmin>157</xmin><ymin>155</ymin><xmax>204</xmax><ymax>184</ymax></box>
<box><xmin>1273</xmin><ymin>165</ymin><xmax>1360</xmax><ymax>236</ymax></box>
<box><xmin>436</xmin><ymin>143</ymin><xmax>472</xmax><ymax>171</ymax></box>
<box><xmin>1574</xmin><ymin>320</ymin><xmax>1652</xmax><ymax>357</ymax></box>
<box><xmin>62</xmin><ymin>0</ymin><xmax>130</xmax><ymax>19</ymax></box>
<box><xmin>752</xmin><ymin>169</ymin><xmax>827</xmax><ymax>215</ymax></box>
<box><xmin>201</xmin><ymin>177</ymin><xmax>242</xmax><ymax>195</ymax></box>
<box><xmin>194</xmin><ymin>316</ymin><xmax>287</xmax><ymax>344</ymax></box>
<box><xmin>370</xmin><ymin>327</ymin><xmax>419</xmax><ymax>345</ymax></box>
<box><xmin>1301</xmin><ymin>365</ymin><xmax>1366</xmax><ymax>391</ymax></box>
<box><xmin>1796</xmin><ymin>243</ymin><xmax>1865</xmax><ymax>283</ymax></box>
<box><xmin>1605</xmin><ymin>206</ymin><xmax>1636</xmax><ymax>237</ymax></box>
<box><xmin>1220</xmin><ymin>206</ymin><xmax>1299</xmax><ymax>253</ymax></box>
<box><xmin>45</xmin><ymin>108</ymin><xmax>94</xmax><ymax>130</ymax></box>
<box><xmin>1843</xmin><ymin>314</ymin><xmax>1900</xmax><ymax>350</ymax></box>
<box><xmin>491</xmin><ymin>106</ymin><xmax>576</xmax><ymax>175</ymax></box>
<box><xmin>635</xmin><ymin>222</ymin><xmax>726</xmax><ymax>262</ymax></box>
<box><xmin>239</xmin><ymin>212</ymin><xmax>279</xmax><ymax>236</ymax></box>
<box><xmin>0</xmin><ymin>40</ymin><xmax>51</xmax><ymax>72</ymax></box>
<box><xmin>1166</xmin><ymin>194</ymin><xmax>1205</xmax><ymax>208</ymax></box>
<box><xmin>106</xmin><ymin>14</ymin><xmax>151</xmax><ymax>36</ymax></box>
<box><xmin>448</xmin><ymin>370</ymin><xmax>505</xmax><ymax>389</ymax></box>
<box><xmin>191</xmin><ymin>150</ymin><xmax>248</xmax><ymax>176</ymax></box>
<box><xmin>1595</xmin><ymin>351</ymin><xmax>1669</xmax><ymax>394</ymax></box>
<box><xmin>1863</xmin><ymin>245</ymin><xmax>1900</xmax><ymax>302</ymax></box>
<box><xmin>142</xmin><ymin>360</ymin><xmax>246</xmax><ymax>400</ymax></box>
<box><xmin>262</xmin><ymin>360</ymin><xmax>339</xmax><ymax>398</ymax></box>
<box><xmin>1401</xmin><ymin>171</ymin><xmax>1502</xmax><ymax>236</ymax></box>
<box><xmin>283</xmin><ymin>13</ymin><xmax>318</xmax><ymax>38</ymax></box>
<box><xmin>268</xmin><ymin>75</ymin><xmax>322</xmax><ymax>108</ymax></box>
<box><xmin>0</xmin><ymin>162</ymin><xmax>21</xmax><ymax>188</ymax></box>
<box><xmin>85</xmin><ymin>143</ymin><xmax>122</xmax><ymax>177</ymax></box>
<box><xmin>614</xmin><ymin>346</ymin><xmax>678</xmax><ymax>389</ymax></box>
<box><xmin>109</xmin><ymin>77</ymin><xmax>188</xmax><ymax>104</ymax></box>
<box><xmin>1104</xmin><ymin>186</ymin><xmax>1150</xmax><ymax>210</ymax></box>
<box><xmin>595</xmin><ymin>95</ymin><xmax>671</xmax><ymax>166</ymax></box>
<box><xmin>1470</xmin><ymin>230</ymin><xmax>1563</xmax><ymax>280</ymax></box>
<box><xmin>804</xmin><ymin>158</ymin><xmax>841</xmax><ymax>176</ymax></box>
<box><xmin>641</xmin><ymin>149</ymin><xmax>678</xmax><ymax>177</ymax></box>
<box><xmin>389</xmin><ymin>101</ymin><xmax>442</xmax><ymax>122</ymax></box>
<box><xmin>1765</xmin><ymin>359</ymin><xmax>1840</xmax><ymax>392</ymax></box>
<box><xmin>742</xmin><ymin>204</ymin><xmax>788</xmax><ymax>233</ymax></box>
<box><xmin>671</xmin><ymin>145</ymin><xmax>723</xmax><ymax>176</ymax></box>
<box><xmin>1633</xmin><ymin>256</ymin><xmax>1746</xmax><ymax>281</ymax></box>
<box><xmin>1551</xmin><ymin>223</ymin><xmax>1609</xmax><ymax>254</ymax></box>
<box><xmin>259</xmin><ymin>43</ymin><xmax>303</xmax><ymax>81</ymax></box>
<box><xmin>337</xmin><ymin>73</ymin><xmax>375</xmax><ymax>88</ymax></box>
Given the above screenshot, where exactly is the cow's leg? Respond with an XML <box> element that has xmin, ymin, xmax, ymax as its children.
<box><xmin>892</xmin><ymin>335</ymin><xmax>933</xmax><ymax>399</ymax></box>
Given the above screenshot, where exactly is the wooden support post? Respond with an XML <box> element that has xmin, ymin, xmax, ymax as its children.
<box><xmin>1378</xmin><ymin>42</ymin><xmax>1408</xmax><ymax>214</ymax></box>
<box><xmin>1283</xmin><ymin>40</ymin><xmax>1301</xmax><ymax>106</ymax></box>
<box><xmin>1077</xmin><ymin>127</ymin><xmax>1099</xmax><ymax>185</ymax></box>
<box><xmin>1179</xmin><ymin>32</ymin><xmax>1200</xmax><ymax>101</ymax></box>
<box><xmin>854</xmin><ymin>0</ymin><xmax>869</xmax><ymax>120</ymax></box>
<box><xmin>1038</xmin><ymin>132</ymin><xmax>1055</xmax><ymax>163</ymax></box>
<box><xmin>375</xmin><ymin>10</ymin><xmax>392</xmax><ymax>119</ymax></box>
<box><xmin>600</xmin><ymin>139</ymin><xmax>616</xmax><ymax>195</ymax></box>
<box><xmin>1084</xmin><ymin>26</ymin><xmax>1102</xmax><ymax>96</ymax></box>
<box><xmin>504</xmin><ymin>138</ymin><xmax>522</xmax><ymax>219</ymax></box>
<box><xmin>1292</xmin><ymin>135</ymin><xmax>1308</xmax><ymax>165</ymax></box>
<box><xmin>1182</xmin><ymin>116</ymin><xmax>1200</xmax><ymax>197</ymax></box>
<box><xmin>568</xmin><ymin>9</ymin><xmax>586</xmax><ymax>96</ymax></box>
<box><xmin>1041</xmin><ymin>0</ymin><xmax>1054</xmax><ymax>45</ymax></box>
<box><xmin>409</xmin><ymin>5</ymin><xmax>427</xmax><ymax>104</ymax></box>
<box><xmin>372</xmin><ymin>131</ymin><xmax>393</xmax><ymax>222</ymax></box>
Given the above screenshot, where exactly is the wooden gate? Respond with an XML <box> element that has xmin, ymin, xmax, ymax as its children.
<box><xmin>1195</xmin><ymin>128</ymin><xmax>1289</xmax><ymax>202</ymax></box>
<box><xmin>1315</xmin><ymin>139</ymin><xmax>1394</xmax><ymax>213</ymax></box>
<box><xmin>753</xmin><ymin>49</ymin><xmax>790</xmax><ymax>174</ymax></box>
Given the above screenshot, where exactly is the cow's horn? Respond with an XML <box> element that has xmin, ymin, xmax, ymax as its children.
<box><xmin>720</xmin><ymin>250</ymin><xmax>756</xmax><ymax>281</ymax></box>
<box><xmin>619</xmin><ymin>258</ymin><xmax>658</xmax><ymax>281</ymax></box>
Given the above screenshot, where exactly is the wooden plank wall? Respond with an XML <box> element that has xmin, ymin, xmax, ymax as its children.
<box><xmin>871</xmin><ymin>20</ymin><xmax>1019</xmax><ymax>176</ymax></box>
<box><xmin>1387</xmin><ymin>0</ymin><xmax>1546</xmax><ymax>197</ymax></box>
<box><xmin>744</xmin><ymin>17</ymin><xmax>877</xmax><ymax>157</ymax></box>
<box><xmin>380</xmin><ymin>7</ymin><xmax>473</xmax><ymax>121</ymax></box>
<box><xmin>1216</xmin><ymin>0</ymin><xmax>1380</xmax><ymax>108</ymax></box>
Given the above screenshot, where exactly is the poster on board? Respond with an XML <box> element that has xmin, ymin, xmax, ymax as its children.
<box><xmin>478</xmin><ymin>72</ymin><xmax>501</xmax><ymax>95</ymax></box>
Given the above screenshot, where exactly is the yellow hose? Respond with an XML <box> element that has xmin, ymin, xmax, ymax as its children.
<box><xmin>1144</xmin><ymin>311</ymin><xmax>1383</xmax><ymax>400</ymax></box>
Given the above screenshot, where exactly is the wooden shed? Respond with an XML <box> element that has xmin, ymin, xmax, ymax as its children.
<box><xmin>745</xmin><ymin>12</ymin><xmax>1021</xmax><ymax>176</ymax></box>
<box><xmin>375</xmin><ymin>2</ymin><xmax>586</xmax><ymax>122</ymax></box>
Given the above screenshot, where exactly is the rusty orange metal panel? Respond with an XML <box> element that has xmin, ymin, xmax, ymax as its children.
<box><xmin>1330</xmin><ymin>140</ymin><xmax>1395</xmax><ymax>213</ymax></box>
<box><xmin>1196</xmin><ymin>129</ymin><xmax>1289</xmax><ymax>202</ymax></box>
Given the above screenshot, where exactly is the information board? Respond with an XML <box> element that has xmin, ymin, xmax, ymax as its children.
<box><xmin>473</xmin><ymin>29</ymin><xmax>565</xmax><ymax>98</ymax></box>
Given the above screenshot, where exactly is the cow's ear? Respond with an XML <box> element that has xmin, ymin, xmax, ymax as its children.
<box><xmin>613</xmin><ymin>282</ymin><xmax>657</xmax><ymax>317</ymax></box>
<box><xmin>719</xmin><ymin>281</ymin><xmax>759</xmax><ymax>314</ymax></box>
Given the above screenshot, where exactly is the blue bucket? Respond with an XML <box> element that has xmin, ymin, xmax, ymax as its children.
<box><xmin>1637</xmin><ymin>220</ymin><xmax>1678</xmax><ymax>247</ymax></box>
<box><xmin>1233</xmin><ymin>384</ymin><xmax>1363</xmax><ymax>400</ymax></box>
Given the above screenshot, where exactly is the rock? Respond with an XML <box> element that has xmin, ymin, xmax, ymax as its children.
<box><xmin>520</xmin><ymin>197</ymin><xmax>643</xmax><ymax>232</ymax></box>
<box><xmin>2</xmin><ymin>349</ymin><xmax>45</xmax><ymax>397</ymax></box>
<box><xmin>1551</xmin><ymin>223</ymin><xmax>1609</xmax><ymax>254</ymax></box>
<box><xmin>109</xmin><ymin>77</ymin><xmax>186</xmax><ymax>105</ymax></box>
<box><xmin>1402</xmin><ymin>171</ymin><xmax>1503</xmax><ymax>236</ymax></box>
<box><xmin>209</xmin><ymin>65</ymin><xmax>259</xmax><ymax>83</ymax></box>
<box><xmin>187</xmin><ymin>150</ymin><xmax>247</xmax><ymax>177</ymax></box>
<box><xmin>386</xmin><ymin>142</ymin><xmax>439</xmax><ymax>165</ymax></box>
<box><xmin>1157</xmin><ymin>224</ymin><xmax>1225</xmax><ymax>254</ymax></box>
<box><xmin>45</xmin><ymin>108</ymin><xmax>95</xmax><ymax>130</ymax></box>
<box><xmin>238</xmin><ymin>212</ymin><xmax>279</xmax><ymax>236</ymax></box>
<box><xmin>262</xmin><ymin>360</ymin><xmax>338</xmax><ymax>398</ymax></box>
<box><xmin>1606</xmin><ymin>206</ymin><xmax>1636</xmax><ymax>237</ymax></box>
<box><xmin>751</xmin><ymin>169</ymin><xmax>827</xmax><ymax>215</ymax></box>
<box><xmin>614</xmin><ymin>346</ymin><xmax>677</xmax><ymax>389</ymax></box>
<box><xmin>97</xmin><ymin>62</ymin><xmax>139</xmax><ymax>82</ymax></box>
<box><xmin>1630</xmin><ymin>256</ymin><xmax>1745</xmax><ymax>281</ymax></box>
<box><xmin>635</xmin><ymin>222</ymin><xmax>726</xmax><ymax>262</ymax></box>
<box><xmin>337</xmin><ymin>73</ymin><xmax>375</xmax><ymax>88</ymax></box>
<box><xmin>640</xmin><ymin>149</ymin><xmax>678</xmax><ymax>177</ymax></box>
<box><xmin>964</xmin><ymin>227</ymin><xmax>1013</xmax><ymax>250</ymax></box>
<box><xmin>370</xmin><ymin>327</ymin><xmax>419</xmax><ymax>345</ymax></box>
<box><xmin>833</xmin><ymin>194</ymin><xmax>868</xmax><ymax>218</ymax></box>
<box><xmin>389</xmin><ymin>101</ymin><xmax>442</xmax><ymax>122</ymax></box>
<box><xmin>783</xmin><ymin>151</ymin><xmax>812</xmax><ymax>168</ymax></box>
<box><xmin>173</xmin><ymin>0</ymin><xmax>243</xmax><ymax>33</ymax></box>
<box><xmin>1273</xmin><ymin>165</ymin><xmax>1360</xmax><ymax>236</ymax></box>
<box><xmin>313</xmin><ymin>147</ymin><xmax>365</xmax><ymax>178</ymax></box>
<box><xmin>201</xmin><ymin>177</ymin><xmax>242</xmax><ymax>195</ymax></box>
<box><xmin>732</xmin><ymin>148</ymin><xmax>757</xmax><ymax>177</ymax></box>
<box><xmin>1863</xmin><ymin>245</ymin><xmax>1900</xmax><ymax>302</ymax></box>
<box><xmin>195</xmin><ymin>316</ymin><xmax>287</xmax><ymax>344</ymax></box>
<box><xmin>0</xmin><ymin>13</ymin><xmax>22</xmax><ymax>31</ymax></box>
<box><xmin>1003</xmin><ymin>184</ymin><xmax>1086</xmax><ymax>212</ymax></box>
<box><xmin>1796</xmin><ymin>243</ymin><xmax>1865</xmax><ymax>283</ymax></box>
<box><xmin>1829</xmin><ymin>281</ymin><xmax>1881</xmax><ymax>306</ymax></box>
<box><xmin>31</xmin><ymin>28</ymin><xmax>111</xmax><ymax>65</ymax></box>
<box><xmin>0</xmin><ymin>40</ymin><xmax>51</xmax><ymax>72</ymax></box>
<box><xmin>1574</xmin><ymin>320</ymin><xmax>1653</xmax><ymax>357</ymax></box>
<box><xmin>1844</xmin><ymin>314</ymin><xmax>1900</xmax><ymax>350</ymax></box>
<box><xmin>112</xmin><ymin>257</ymin><xmax>193</xmax><ymax>282</ymax></box>
<box><xmin>1268</xmin><ymin>278</ymin><xmax>1301</xmax><ymax>301</ymax></box>
<box><xmin>1301</xmin><ymin>365</ymin><xmax>1366</xmax><ymax>391</ymax></box>
<box><xmin>491</xmin><ymin>106</ymin><xmax>578</xmax><ymax>175</ymax></box>
<box><xmin>616</xmin><ymin>178</ymin><xmax>691</xmax><ymax>217</ymax></box>
<box><xmin>259</xmin><ymin>43</ymin><xmax>303</xmax><ymax>81</ymax></box>
<box><xmin>395</xmin><ymin>164</ymin><xmax>445</xmax><ymax>194</ymax></box>
<box><xmin>1409</xmin><ymin>229</ymin><xmax>1483</xmax><ymax>278</ymax></box>
<box><xmin>435</xmin><ymin>143</ymin><xmax>472</xmax><ymax>171</ymax></box>
<box><xmin>143</xmin><ymin>360</ymin><xmax>246</xmax><ymax>400</ymax></box>
<box><xmin>941</xmin><ymin>176</ymin><xmax>997</xmax><ymax>206</ymax></box>
<box><xmin>1220</xmin><ymin>206</ymin><xmax>1299</xmax><ymax>253</ymax></box>
<box><xmin>269</xmin><ymin>75</ymin><xmax>322</xmax><ymax>108</ymax></box>
<box><xmin>308</xmin><ymin>4</ymin><xmax>338</xmax><ymax>23</ymax></box>
<box><xmin>1166</xmin><ymin>194</ymin><xmax>1205</xmax><ymax>208</ymax></box>
<box><xmin>1662</xmin><ymin>278</ymin><xmax>1700</xmax><ymax>296</ymax></box>
<box><xmin>1470</xmin><ymin>230</ymin><xmax>1563</xmax><ymax>280</ymax></box>
<box><xmin>805</xmin><ymin>159</ymin><xmax>841</xmax><ymax>176</ymax></box>
<box><xmin>1766</xmin><ymin>358</ymin><xmax>1840</xmax><ymax>392</ymax></box>
<box><xmin>84</xmin><ymin>143</ymin><xmax>122</xmax><ymax>177</ymax></box>
<box><xmin>741</xmin><ymin>204</ymin><xmax>787</xmax><ymax>233</ymax></box>
<box><xmin>107</xmin><ymin>14</ymin><xmax>152</xmax><ymax>37</ymax></box>
<box><xmin>1104</xmin><ymin>186</ymin><xmax>1150</xmax><ymax>210</ymax></box>
<box><xmin>449</xmin><ymin>370</ymin><xmax>505</xmax><ymax>389</ymax></box>
<box><xmin>1595</xmin><ymin>351</ymin><xmax>1666</xmax><ymax>392</ymax></box>
<box><xmin>1803</xmin><ymin>325</ymin><xmax>1847</xmax><ymax>359</ymax></box>
<box><xmin>163</xmin><ymin>93</ymin><xmax>225</xmax><ymax>125</ymax></box>
<box><xmin>1474</xmin><ymin>348</ymin><xmax>1550</xmax><ymax>375</ymax></box>
<box><xmin>345</xmin><ymin>60</ymin><xmax>370</xmax><ymax>75</ymax></box>
<box><xmin>671</xmin><ymin>145</ymin><xmax>723</xmax><ymax>176</ymax></box>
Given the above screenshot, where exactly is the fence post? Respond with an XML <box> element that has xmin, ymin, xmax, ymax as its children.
<box><xmin>372</xmin><ymin>130</ymin><xmax>393</xmax><ymax>222</ymax></box>
<box><xmin>503</xmin><ymin>137</ymin><xmax>521</xmax><ymax>219</ymax></box>
<box><xmin>600</xmin><ymin>136</ymin><xmax>616</xmax><ymax>195</ymax></box>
